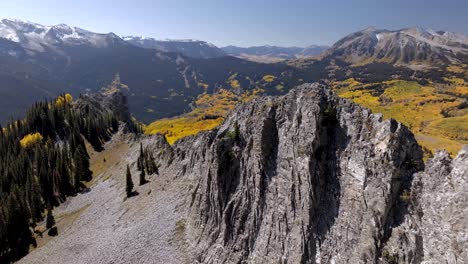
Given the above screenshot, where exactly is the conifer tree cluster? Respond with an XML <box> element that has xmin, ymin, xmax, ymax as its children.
<box><xmin>125</xmin><ymin>144</ymin><xmax>158</xmax><ymax>197</ymax></box>
<box><xmin>74</xmin><ymin>103</ymin><xmax>120</xmax><ymax>151</ymax></box>
<box><xmin>136</xmin><ymin>143</ymin><xmax>158</xmax><ymax>176</ymax></box>
<box><xmin>0</xmin><ymin>94</ymin><xmax>130</xmax><ymax>262</ymax></box>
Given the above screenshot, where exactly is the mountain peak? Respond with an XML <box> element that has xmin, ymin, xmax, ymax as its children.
<box><xmin>51</xmin><ymin>23</ymin><xmax>73</xmax><ymax>32</ymax></box>
<box><xmin>0</xmin><ymin>18</ymin><xmax>125</xmax><ymax>52</ymax></box>
<box><xmin>361</xmin><ymin>26</ymin><xmax>377</xmax><ymax>32</ymax></box>
<box><xmin>328</xmin><ymin>26</ymin><xmax>468</xmax><ymax>65</ymax></box>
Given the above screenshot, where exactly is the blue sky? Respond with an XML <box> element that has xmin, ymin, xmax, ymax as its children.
<box><xmin>1</xmin><ymin>0</ymin><xmax>467</xmax><ymax>47</ymax></box>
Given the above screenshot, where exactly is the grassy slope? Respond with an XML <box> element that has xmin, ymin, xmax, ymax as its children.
<box><xmin>335</xmin><ymin>78</ymin><xmax>468</xmax><ymax>157</ymax></box>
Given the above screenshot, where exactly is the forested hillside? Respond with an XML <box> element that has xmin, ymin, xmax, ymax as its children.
<box><xmin>0</xmin><ymin>91</ymin><xmax>137</xmax><ymax>262</ymax></box>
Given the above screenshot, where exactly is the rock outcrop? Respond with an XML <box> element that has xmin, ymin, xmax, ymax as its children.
<box><xmin>168</xmin><ymin>83</ymin><xmax>426</xmax><ymax>263</ymax></box>
<box><xmin>73</xmin><ymin>88</ymin><xmax>132</xmax><ymax>124</ymax></box>
<box><xmin>384</xmin><ymin>147</ymin><xmax>467</xmax><ymax>264</ymax></box>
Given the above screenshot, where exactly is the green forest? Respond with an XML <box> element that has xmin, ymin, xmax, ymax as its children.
<box><xmin>0</xmin><ymin>94</ymin><xmax>134</xmax><ymax>262</ymax></box>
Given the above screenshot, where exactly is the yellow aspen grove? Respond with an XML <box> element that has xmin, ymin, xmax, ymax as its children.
<box><xmin>19</xmin><ymin>132</ymin><xmax>43</xmax><ymax>148</ymax></box>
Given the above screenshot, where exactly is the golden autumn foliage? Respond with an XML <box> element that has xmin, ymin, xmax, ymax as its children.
<box><xmin>334</xmin><ymin>79</ymin><xmax>468</xmax><ymax>157</ymax></box>
<box><xmin>20</xmin><ymin>132</ymin><xmax>43</xmax><ymax>148</ymax></box>
<box><xmin>55</xmin><ymin>93</ymin><xmax>73</xmax><ymax>107</ymax></box>
<box><xmin>447</xmin><ymin>64</ymin><xmax>467</xmax><ymax>74</ymax></box>
<box><xmin>230</xmin><ymin>79</ymin><xmax>240</xmax><ymax>89</ymax></box>
<box><xmin>65</xmin><ymin>93</ymin><xmax>73</xmax><ymax>102</ymax></box>
<box><xmin>262</xmin><ymin>75</ymin><xmax>276</xmax><ymax>83</ymax></box>
<box><xmin>145</xmin><ymin>89</ymin><xmax>260</xmax><ymax>144</ymax></box>
<box><xmin>276</xmin><ymin>84</ymin><xmax>284</xmax><ymax>91</ymax></box>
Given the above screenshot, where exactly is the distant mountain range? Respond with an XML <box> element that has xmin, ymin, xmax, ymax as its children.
<box><xmin>122</xmin><ymin>36</ymin><xmax>226</xmax><ymax>58</ymax></box>
<box><xmin>0</xmin><ymin>19</ymin><xmax>295</xmax><ymax>124</ymax></box>
<box><xmin>0</xmin><ymin>18</ymin><xmax>467</xmax><ymax>125</ymax></box>
<box><xmin>222</xmin><ymin>45</ymin><xmax>329</xmax><ymax>62</ymax></box>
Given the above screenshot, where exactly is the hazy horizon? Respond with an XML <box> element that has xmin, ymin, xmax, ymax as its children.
<box><xmin>1</xmin><ymin>0</ymin><xmax>467</xmax><ymax>47</ymax></box>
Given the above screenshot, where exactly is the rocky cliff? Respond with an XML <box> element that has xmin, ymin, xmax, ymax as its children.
<box><xmin>168</xmin><ymin>83</ymin><xmax>427</xmax><ymax>263</ymax></box>
<box><xmin>384</xmin><ymin>147</ymin><xmax>467</xmax><ymax>264</ymax></box>
<box><xmin>17</xmin><ymin>83</ymin><xmax>466</xmax><ymax>264</ymax></box>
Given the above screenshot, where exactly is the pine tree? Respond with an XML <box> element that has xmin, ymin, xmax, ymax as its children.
<box><xmin>46</xmin><ymin>208</ymin><xmax>55</xmax><ymax>229</ymax></box>
<box><xmin>147</xmin><ymin>151</ymin><xmax>158</xmax><ymax>175</ymax></box>
<box><xmin>139</xmin><ymin>167</ymin><xmax>147</xmax><ymax>186</ymax></box>
<box><xmin>137</xmin><ymin>143</ymin><xmax>144</xmax><ymax>171</ymax></box>
<box><xmin>73</xmin><ymin>146</ymin><xmax>92</xmax><ymax>190</ymax></box>
<box><xmin>126</xmin><ymin>165</ymin><xmax>134</xmax><ymax>197</ymax></box>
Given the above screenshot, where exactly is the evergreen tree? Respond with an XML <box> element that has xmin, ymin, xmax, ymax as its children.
<box><xmin>139</xmin><ymin>167</ymin><xmax>147</xmax><ymax>186</ymax></box>
<box><xmin>73</xmin><ymin>146</ymin><xmax>92</xmax><ymax>190</ymax></box>
<box><xmin>0</xmin><ymin>93</ymin><xmax>140</xmax><ymax>261</ymax></box>
<box><xmin>46</xmin><ymin>208</ymin><xmax>55</xmax><ymax>229</ymax></box>
<box><xmin>136</xmin><ymin>144</ymin><xmax>158</xmax><ymax>175</ymax></box>
<box><xmin>137</xmin><ymin>143</ymin><xmax>144</xmax><ymax>171</ymax></box>
<box><xmin>147</xmin><ymin>152</ymin><xmax>158</xmax><ymax>175</ymax></box>
<box><xmin>126</xmin><ymin>165</ymin><xmax>134</xmax><ymax>197</ymax></box>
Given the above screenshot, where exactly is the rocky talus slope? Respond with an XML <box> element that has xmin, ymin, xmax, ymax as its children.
<box><xmin>18</xmin><ymin>83</ymin><xmax>466</xmax><ymax>264</ymax></box>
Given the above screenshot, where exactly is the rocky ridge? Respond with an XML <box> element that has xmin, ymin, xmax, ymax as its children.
<box><xmin>18</xmin><ymin>83</ymin><xmax>467</xmax><ymax>264</ymax></box>
<box><xmin>73</xmin><ymin>86</ymin><xmax>132</xmax><ymax>125</ymax></box>
<box><xmin>170</xmin><ymin>83</ymin><xmax>424</xmax><ymax>263</ymax></box>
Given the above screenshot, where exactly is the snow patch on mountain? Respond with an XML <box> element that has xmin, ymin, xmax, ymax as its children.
<box><xmin>0</xmin><ymin>18</ymin><xmax>122</xmax><ymax>53</ymax></box>
<box><xmin>375</xmin><ymin>33</ymin><xmax>383</xmax><ymax>41</ymax></box>
<box><xmin>329</xmin><ymin>26</ymin><xmax>468</xmax><ymax>65</ymax></box>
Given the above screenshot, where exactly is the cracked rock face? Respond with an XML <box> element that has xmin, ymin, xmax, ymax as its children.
<box><xmin>418</xmin><ymin>148</ymin><xmax>467</xmax><ymax>263</ymax></box>
<box><xmin>169</xmin><ymin>83</ymin><xmax>425</xmax><ymax>263</ymax></box>
<box><xmin>384</xmin><ymin>147</ymin><xmax>468</xmax><ymax>264</ymax></box>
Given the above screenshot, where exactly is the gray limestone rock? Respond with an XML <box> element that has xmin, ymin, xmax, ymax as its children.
<box><xmin>169</xmin><ymin>83</ymin><xmax>425</xmax><ymax>263</ymax></box>
<box><xmin>384</xmin><ymin>147</ymin><xmax>467</xmax><ymax>264</ymax></box>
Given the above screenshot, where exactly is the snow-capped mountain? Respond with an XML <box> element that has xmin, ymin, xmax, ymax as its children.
<box><xmin>0</xmin><ymin>18</ymin><xmax>123</xmax><ymax>54</ymax></box>
<box><xmin>326</xmin><ymin>27</ymin><xmax>468</xmax><ymax>65</ymax></box>
<box><xmin>122</xmin><ymin>36</ymin><xmax>226</xmax><ymax>58</ymax></box>
<box><xmin>0</xmin><ymin>18</ymin><xmax>290</xmax><ymax>125</ymax></box>
<box><xmin>0</xmin><ymin>19</ymin><xmax>225</xmax><ymax>59</ymax></box>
